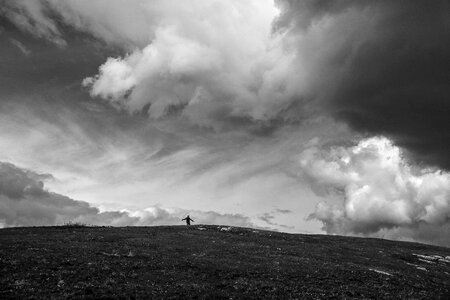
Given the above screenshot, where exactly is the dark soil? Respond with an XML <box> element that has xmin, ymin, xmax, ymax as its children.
<box><xmin>0</xmin><ymin>225</ymin><xmax>449</xmax><ymax>299</ymax></box>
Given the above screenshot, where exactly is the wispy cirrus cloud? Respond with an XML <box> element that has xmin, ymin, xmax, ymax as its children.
<box><xmin>9</xmin><ymin>38</ymin><xmax>31</xmax><ymax>56</ymax></box>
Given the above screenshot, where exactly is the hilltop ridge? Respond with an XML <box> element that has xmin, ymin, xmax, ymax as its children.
<box><xmin>1</xmin><ymin>225</ymin><xmax>449</xmax><ymax>299</ymax></box>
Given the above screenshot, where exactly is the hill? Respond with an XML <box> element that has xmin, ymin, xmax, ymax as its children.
<box><xmin>0</xmin><ymin>225</ymin><xmax>449</xmax><ymax>299</ymax></box>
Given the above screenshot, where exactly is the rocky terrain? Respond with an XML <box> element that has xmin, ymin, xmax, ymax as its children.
<box><xmin>0</xmin><ymin>225</ymin><xmax>449</xmax><ymax>299</ymax></box>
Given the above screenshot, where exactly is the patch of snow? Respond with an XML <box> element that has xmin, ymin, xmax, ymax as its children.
<box><xmin>418</xmin><ymin>258</ymin><xmax>435</xmax><ymax>264</ymax></box>
<box><xmin>99</xmin><ymin>251</ymin><xmax>120</xmax><ymax>257</ymax></box>
<box><xmin>441</xmin><ymin>257</ymin><xmax>450</xmax><ymax>263</ymax></box>
<box><xmin>406</xmin><ymin>262</ymin><xmax>427</xmax><ymax>271</ymax></box>
<box><xmin>193</xmin><ymin>252</ymin><xmax>205</xmax><ymax>257</ymax></box>
<box><xmin>414</xmin><ymin>254</ymin><xmax>432</xmax><ymax>259</ymax></box>
<box><xmin>197</xmin><ymin>227</ymin><xmax>207</xmax><ymax>231</ymax></box>
<box><xmin>413</xmin><ymin>254</ymin><xmax>450</xmax><ymax>264</ymax></box>
<box><xmin>220</xmin><ymin>227</ymin><xmax>232</xmax><ymax>232</ymax></box>
<box><xmin>369</xmin><ymin>269</ymin><xmax>393</xmax><ymax>276</ymax></box>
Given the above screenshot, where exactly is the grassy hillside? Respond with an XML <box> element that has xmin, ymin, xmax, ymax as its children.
<box><xmin>0</xmin><ymin>225</ymin><xmax>449</xmax><ymax>299</ymax></box>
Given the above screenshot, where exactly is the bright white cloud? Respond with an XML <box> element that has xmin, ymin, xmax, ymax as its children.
<box><xmin>79</xmin><ymin>0</ymin><xmax>298</xmax><ymax>123</ymax></box>
<box><xmin>301</xmin><ymin>137</ymin><xmax>450</xmax><ymax>246</ymax></box>
<box><xmin>82</xmin><ymin>57</ymin><xmax>137</xmax><ymax>103</ymax></box>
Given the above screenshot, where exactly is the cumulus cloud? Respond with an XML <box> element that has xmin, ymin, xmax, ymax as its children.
<box><xmin>299</xmin><ymin>137</ymin><xmax>450</xmax><ymax>246</ymax></box>
<box><xmin>0</xmin><ymin>161</ymin><xmax>254</xmax><ymax>228</ymax></box>
<box><xmin>80</xmin><ymin>0</ymin><xmax>302</xmax><ymax>126</ymax></box>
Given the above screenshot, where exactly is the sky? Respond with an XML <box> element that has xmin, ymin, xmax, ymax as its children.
<box><xmin>0</xmin><ymin>0</ymin><xmax>450</xmax><ymax>247</ymax></box>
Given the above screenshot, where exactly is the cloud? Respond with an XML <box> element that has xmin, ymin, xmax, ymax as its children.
<box><xmin>276</xmin><ymin>209</ymin><xmax>292</xmax><ymax>214</ymax></box>
<box><xmin>3</xmin><ymin>0</ymin><xmax>450</xmax><ymax>244</ymax></box>
<box><xmin>9</xmin><ymin>38</ymin><xmax>31</xmax><ymax>56</ymax></box>
<box><xmin>259</xmin><ymin>212</ymin><xmax>277</xmax><ymax>226</ymax></box>
<box><xmin>258</xmin><ymin>209</ymin><xmax>295</xmax><ymax>230</ymax></box>
<box><xmin>2</xmin><ymin>0</ymin><xmax>312</xmax><ymax>131</ymax></box>
<box><xmin>299</xmin><ymin>137</ymin><xmax>450</xmax><ymax>246</ymax></box>
<box><xmin>0</xmin><ymin>161</ymin><xmax>255</xmax><ymax>228</ymax></box>
<box><xmin>129</xmin><ymin>207</ymin><xmax>254</xmax><ymax>228</ymax></box>
<box><xmin>274</xmin><ymin>0</ymin><xmax>450</xmax><ymax>170</ymax></box>
<box><xmin>79</xmin><ymin>0</ymin><xmax>302</xmax><ymax>127</ymax></box>
<box><xmin>0</xmin><ymin>0</ymin><xmax>66</xmax><ymax>47</ymax></box>
<box><xmin>0</xmin><ymin>98</ymin><xmax>331</xmax><ymax>235</ymax></box>
<box><xmin>0</xmin><ymin>161</ymin><xmax>100</xmax><ymax>226</ymax></box>
<box><xmin>4</xmin><ymin>0</ymin><xmax>450</xmax><ymax>169</ymax></box>
<box><xmin>6</xmin><ymin>0</ymin><xmax>154</xmax><ymax>48</ymax></box>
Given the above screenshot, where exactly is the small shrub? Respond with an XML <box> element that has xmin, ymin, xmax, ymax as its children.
<box><xmin>59</xmin><ymin>222</ymin><xmax>90</xmax><ymax>228</ymax></box>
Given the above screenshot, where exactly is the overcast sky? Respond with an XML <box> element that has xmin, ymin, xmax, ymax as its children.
<box><xmin>1</xmin><ymin>0</ymin><xmax>450</xmax><ymax>246</ymax></box>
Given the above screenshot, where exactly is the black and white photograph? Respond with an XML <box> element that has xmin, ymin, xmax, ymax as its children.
<box><xmin>0</xmin><ymin>0</ymin><xmax>449</xmax><ymax>298</ymax></box>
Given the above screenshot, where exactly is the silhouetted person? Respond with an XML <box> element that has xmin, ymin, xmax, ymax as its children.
<box><xmin>182</xmin><ymin>215</ymin><xmax>194</xmax><ymax>225</ymax></box>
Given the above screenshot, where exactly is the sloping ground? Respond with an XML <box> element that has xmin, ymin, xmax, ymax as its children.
<box><xmin>0</xmin><ymin>225</ymin><xmax>449</xmax><ymax>299</ymax></box>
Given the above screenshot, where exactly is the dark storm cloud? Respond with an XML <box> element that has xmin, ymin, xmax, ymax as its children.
<box><xmin>0</xmin><ymin>14</ymin><xmax>120</xmax><ymax>97</ymax></box>
<box><xmin>0</xmin><ymin>161</ymin><xmax>103</xmax><ymax>226</ymax></box>
<box><xmin>274</xmin><ymin>0</ymin><xmax>365</xmax><ymax>31</ymax></box>
<box><xmin>275</xmin><ymin>0</ymin><xmax>450</xmax><ymax>169</ymax></box>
